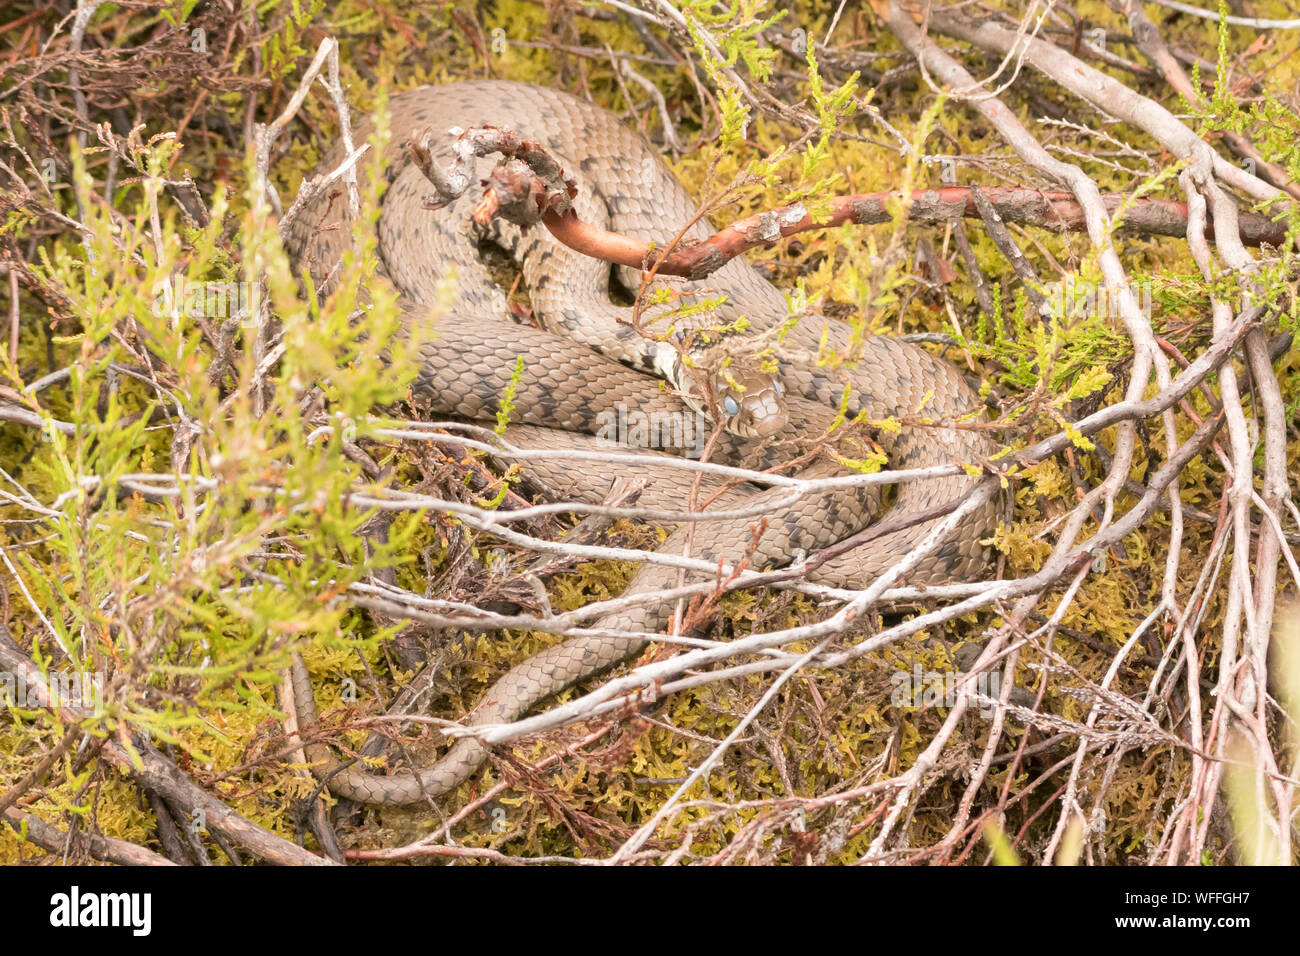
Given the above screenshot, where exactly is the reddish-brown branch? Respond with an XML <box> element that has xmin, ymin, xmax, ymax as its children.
<box><xmin>414</xmin><ymin>125</ymin><xmax>1288</xmax><ymax>283</ymax></box>
<box><xmin>540</xmin><ymin>186</ymin><xmax>1286</xmax><ymax>280</ymax></box>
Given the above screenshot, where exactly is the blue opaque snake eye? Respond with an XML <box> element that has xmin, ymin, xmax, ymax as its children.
<box><xmin>723</xmin><ymin>395</ymin><xmax>741</xmax><ymax>416</ymax></box>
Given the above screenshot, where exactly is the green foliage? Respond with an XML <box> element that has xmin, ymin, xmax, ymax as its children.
<box><xmin>786</xmin><ymin>41</ymin><xmax>858</xmax><ymax>222</ymax></box>
<box><xmin>257</xmin><ymin>0</ymin><xmax>328</xmax><ymax>81</ymax></box>
<box><xmin>1186</xmin><ymin>0</ymin><xmax>1300</xmax><ymax>337</ymax></box>
<box><xmin>494</xmin><ymin>356</ymin><xmax>525</xmax><ymax>436</ymax></box>
<box><xmin>681</xmin><ymin>0</ymin><xmax>785</xmax><ymax>87</ymax></box>
<box><xmin>161</xmin><ymin>0</ymin><xmax>202</xmax><ymax>28</ymax></box>
<box><xmin>2</xmin><ymin>93</ymin><xmax>429</xmax><ymax>846</ymax></box>
<box><xmin>961</xmin><ymin>282</ymin><xmax>1125</xmax><ymax>404</ymax></box>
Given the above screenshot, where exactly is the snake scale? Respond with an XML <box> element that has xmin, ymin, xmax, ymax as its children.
<box><xmin>283</xmin><ymin>80</ymin><xmax>998</xmax><ymax>805</ymax></box>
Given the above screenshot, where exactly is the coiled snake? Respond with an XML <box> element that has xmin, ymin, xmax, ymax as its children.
<box><xmin>283</xmin><ymin>81</ymin><xmax>998</xmax><ymax>805</ymax></box>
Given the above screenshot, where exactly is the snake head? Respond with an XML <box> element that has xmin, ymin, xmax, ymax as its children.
<box><xmin>714</xmin><ymin>366</ymin><xmax>787</xmax><ymax>439</ymax></box>
<box><xmin>656</xmin><ymin>341</ymin><xmax>788</xmax><ymax>440</ymax></box>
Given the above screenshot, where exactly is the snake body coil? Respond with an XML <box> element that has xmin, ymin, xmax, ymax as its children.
<box><xmin>284</xmin><ymin>81</ymin><xmax>998</xmax><ymax>805</ymax></box>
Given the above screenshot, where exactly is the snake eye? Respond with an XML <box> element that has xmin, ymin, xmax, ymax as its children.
<box><xmin>774</xmin><ymin>380</ymin><xmax>785</xmax><ymax>396</ymax></box>
<box><xmin>723</xmin><ymin>396</ymin><xmax>741</xmax><ymax>417</ymax></box>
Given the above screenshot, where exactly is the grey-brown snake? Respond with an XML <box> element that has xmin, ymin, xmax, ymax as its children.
<box><xmin>282</xmin><ymin>80</ymin><xmax>998</xmax><ymax>804</ymax></box>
